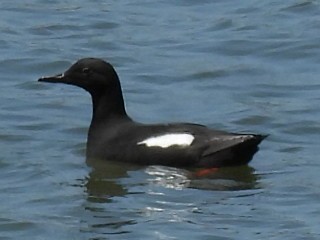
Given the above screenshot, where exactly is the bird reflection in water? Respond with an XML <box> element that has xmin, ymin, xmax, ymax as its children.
<box><xmin>85</xmin><ymin>158</ymin><xmax>260</xmax><ymax>203</ymax></box>
<box><xmin>81</xmin><ymin>158</ymin><xmax>260</xmax><ymax>236</ymax></box>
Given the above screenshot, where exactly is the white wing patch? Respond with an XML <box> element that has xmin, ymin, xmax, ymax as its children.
<box><xmin>137</xmin><ymin>133</ymin><xmax>195</xmax><ymax>148</ymax></box>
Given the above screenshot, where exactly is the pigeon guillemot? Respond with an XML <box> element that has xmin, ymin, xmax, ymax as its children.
<box><xmin>38</xmin><ymin>58</ymin><xmax>266</xmax><ymax>168</ymax></box>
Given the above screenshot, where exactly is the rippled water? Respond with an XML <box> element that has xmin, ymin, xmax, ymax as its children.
<box><xmin>1</xmin><ymin>0</ymin><xmax>320</xmax><ymax>239</ymax></box>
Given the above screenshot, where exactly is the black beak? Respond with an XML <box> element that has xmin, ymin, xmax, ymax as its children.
<box><xmin>38</xmin><ymin>73</ymin><xmax>67</xmax><ymax>83</ymax></box>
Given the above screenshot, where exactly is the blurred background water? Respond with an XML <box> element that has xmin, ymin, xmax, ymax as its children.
<box><xmin>0</xmin><ymin>0</ymin><xmax>320</xmax><ymax>239</ymax></box>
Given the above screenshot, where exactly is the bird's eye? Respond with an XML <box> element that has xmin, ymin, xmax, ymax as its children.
<box><xmin>82</xmin><ymin>68</ymin><xmax>91</xmax><ymax>74</ymax></box>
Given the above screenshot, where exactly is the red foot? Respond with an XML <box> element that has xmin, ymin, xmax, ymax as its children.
<box><xmin>194</xmin><ymin>167</ymin><xmax>219</xmax><ymax>177</ymax></box>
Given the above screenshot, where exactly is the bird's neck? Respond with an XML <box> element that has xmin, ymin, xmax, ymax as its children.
<box><xmin>86</xmin><ymin>86</ymin><xmax>132</xmax><ymax>159</ymax></box>
<box><xmin>90</xmin><ymin>87</ymin><xmax>131</xmax><ymax>127</ymax></box>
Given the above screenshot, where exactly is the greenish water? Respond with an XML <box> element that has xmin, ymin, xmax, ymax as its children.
<box><xmin>0</xmin><ymin>1</ymin><xmax>320</xmax><ymax>239</ymax></box>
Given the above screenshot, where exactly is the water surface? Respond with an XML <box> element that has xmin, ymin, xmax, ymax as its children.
<box><xmin>0</xmin><ymin>0</ymin><xmax>320</xmax><ymax>239</ymax></box>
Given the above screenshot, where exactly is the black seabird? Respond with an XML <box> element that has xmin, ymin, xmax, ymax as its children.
<box><xmin>38</xmin><ymin>58</ymin><xmax>266</xmax><ymax>168</ymax></box>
